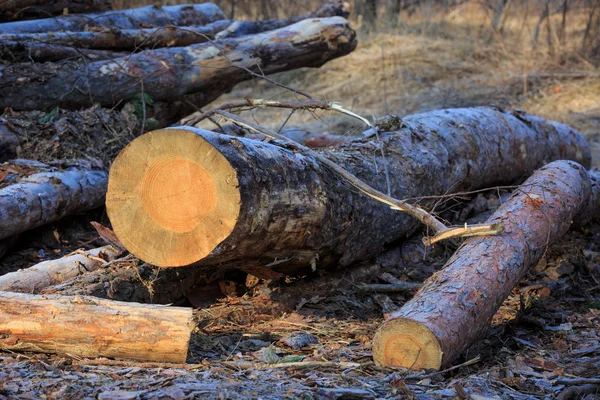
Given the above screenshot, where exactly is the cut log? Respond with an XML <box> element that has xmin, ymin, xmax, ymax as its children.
<box><xmin>0</xmin><ymin>122</ymin><xmax>19</xmax><ymax>162</ymax></box>
<box><xmin>105</xmin><ymin>107</ymin><xmax>591</xmax><ymax>270</ymax></box>
<box><xmin>0</xmin><ymin>245</ymin><xmax>120</xmax><ymax>292</ymax></box>
<box><xmin>0</xmin><ymin>2</ymin><xmax>348</xmax><ymax>52</ymax></box>
<box><xmin>0</xmin><ymin>17</ymin><xmax>357</xmax><ymax>112</ymax></box>
<box><xmin>0</xmin><ymin>0</ymin><xmax>112</xmax><ymax>22</ymax></box>
<box><xmin>0</xmin><ymin>3</ymin><xmax>225</xmax><ymax>34</ymax></box>
<box><xmin>372</xmin><ymin>161</ymin><xmax>600</xmax><ymax>370</ymax></box>
<box><xmin>0</xmin><ymin>166</ymin><xmax>107</xmax><ymax>240</ymax></box>
<box><xmin>0</xmin><ymin>291</ymin><xmax>193</xmax><ymax>362</ymax></box>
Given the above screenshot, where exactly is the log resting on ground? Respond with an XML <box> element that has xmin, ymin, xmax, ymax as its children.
<box><xmin>0</xmin><ymin>122</ymin><xmax>19</xmax><ymax>162</ymax></box>
<box><xmin>0</xmin><ymin>291</ymin><xmax>193</xmax><ymax>362</ymax></box>
<box><xmin>0</xmin><ymin>40</ymin><xmax>129</xmax><ymax>62</ymax></box>
<box><xmin>0</xmin><ymin>3</ymin><xmax>225</xmax><ymax>34</ymax></box>
<box><xmin>0</xmin><ymin>245</ymin><xmax>120</xmax><ymax>292</ymax></box>
<box><xmin>0</xmin><ymin>0</ymin><xmax>112</xmax><ymax>22</ymax></box>
<box><xmin>372</xmin><ymin>161</ymin><xmax>600</xmax><ymax>370</ymax></box>
<box><xmin>0</xmin><ymin>17</ymin><xmax>357</xmax><ymax>112</ymax></box>
<box><xmin>0</xmin><ymin>166</ymin><xmax>107</xmax><ymax>240</ymax></box>
<box><xmin>0</xmin><ymin>2</ymin><xmax>348</xmax><ymax>52</ymax></box>
<box><xmin>105</xmin><ymin>107</ymin><xmax>591</xmax><ymax>270</ymax></box>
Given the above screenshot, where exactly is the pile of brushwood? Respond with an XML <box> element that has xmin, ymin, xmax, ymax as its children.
<box><xmin>1</xmin><ymin>1</ymin><xmax>600</xmax><ymax>397</ymax></box>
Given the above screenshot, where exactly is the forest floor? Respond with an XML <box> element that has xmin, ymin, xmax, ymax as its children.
<box><xmin>1</xmin><ymin>27</ymin><xmax>600</xmax><ymax>399</ymax></box>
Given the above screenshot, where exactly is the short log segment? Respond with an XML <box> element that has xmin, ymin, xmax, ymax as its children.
<box><xmin>0</xmin><ymin>291</ymin><xmax>193</xmax><ymax>362</ymax></box>
<box><xmin>0</xmin><ymin>245</ymin><xmax>120</xmax><ymax>293</ymax></box>
<box><xmin>0</xmin><ymin>122</ymin><xmax>19</xmax><ymax>162</ymax></box>
<box><xmin>0</xmin><ymin>168</ymin><xmax>107</xmax><ymax>240</ymax></box>
<box><xmin>372</xmin><ymin>161</ymin><xmax>600</xmax><ymax>370</ymax></box>
<box><xmin>0</xmin><ymin>17</ymin><xmax>357</xmax><ymax>112</ymax></box>
<box><xmin>106</xmin><ymin>107</ymin><xmax>591</xmax><ymax>270</ymax></box>
<box><xmin>0</xmin><ymin>3</ymin><xmax>225</xmax><ymax>34</ymax></box>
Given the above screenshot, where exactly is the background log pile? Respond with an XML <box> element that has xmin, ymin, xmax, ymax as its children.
<box><xmin>0</xmin><ymin>3</ymin><xmax>600</xmax><ymax>397</ymax></box>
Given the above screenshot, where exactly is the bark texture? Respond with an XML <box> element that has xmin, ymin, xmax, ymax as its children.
<box><xmin>372</xmin><ymin>161</ymin><xmax>600</xmax><ymax>370</ymax></box>
<box><xmin>0</xmin><ymin>0</ymin><xmax>112</xmax><ymax>22</ymax></box>
<box><xmin>106</xmin><ymin>107</ymin><xmax>591</xmax><ymax>270</ymax></box>
<box><xmin>0</xmin><ymin>245</ymin><xmax>120</xmax><ymax>292</ymax></box>
<box><xmin>0</xmin><ymin>17</ymin><xmax>357</xmax><ymax>112</ymax></box>
<box><xmin>0</xmin><ymin>167</ymin><xmax>107</xmax><ymax>240</ymax></box>
<box><xmin>0</xmin><ymin>122</ymin><xmax>19</xmax><ymax>162</ymax></box>
<box><xmin>0</xmin><ymin>291</ymin><xmax>193</xmax><ymax>362</ymax></box>
<box><xmin>0</xmin><ymin>3</ymin><xmax>225</xmax><ymax>34</ymax></box>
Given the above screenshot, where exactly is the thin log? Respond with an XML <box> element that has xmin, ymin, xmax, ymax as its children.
<box><xmin>1</xmin><ymin>40</ymin><xmax>129</xmax><ymax>62</ymax></box>
<box><xmin>0</xmin><ymin>167</ymin><xmax>107</xmax><ymax>240</ymax></box>
<box><xmin>0</xmin><ymin>122</ymin><xmax>19</xmax><ymax>162</ymax></box>
<box><xmin>0</xmin><ymin>3</ymin><xmax>225</xmax><ymax>34</ymax></box>
<box><xmin>372</xmin><ymin>161</ymin><xmax>600</xmax><ymax>370</ymax></box>
<box><xmin>0</xmin><ymin>2</ymin><xmax>347</xmax><ymax>52</ymax></box>
<box><xmin>0</xmin><ymin>291</ymin><xmax>194</xmax><ymax>362</ymax></box>
<box><xmin>0</xmin><ymin>0</ymin><xmax>112</xmax><ymax>22</ymax></box>
<box><xmin>105</xmin><ymin>107</ymin><xmax>590</xmax><ymax>270</ymax></box>
<box><xmin>0</xmin><ymin>17</ymin><xmax>357</xmax><ymax>112</ymax></box>
<box><xmin>0</xmin><ymin>245</ymin><xmax>120</xmax><ymax>292</ymax></box>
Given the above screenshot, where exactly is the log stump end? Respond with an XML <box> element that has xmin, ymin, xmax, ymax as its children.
<box><xmin>372</xmin><ymin>318</ymin><xmax>442</xmax><ymax>370</ymax></box>
<box><xmin>106</xmin><ymin>128</ymin><xmax>240</xmax><ymax>267</ymax></box>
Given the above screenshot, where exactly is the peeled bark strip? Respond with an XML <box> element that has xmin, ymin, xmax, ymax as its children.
<box><xmin>0</xmin><ymin>17</ymin><xmax>357</xmax><ymax>112</ymax></box>
<box><xmin>0</xmin><ymin>0</ymin><xmax>112</xmax><ymax>22</ymax></box>
<box><xmin>0</xmin><ymin>168</ymin><xmax>107</xmax><ymax>240</ymax></box>
<box><xmin>0</xmin><ymin>291</ymin><xmax>193</xmax><ymax>362</ymax></box>
<box><xmin>0</xmin><ymin>3</ymin><xmax>225</xmax><ymax>34</ymax></box>
<box><xmin>0</xmin><ymin>245</ymin><xmax>120</xmax><ymax>292</ymax></box>
<box><xmin>106</xmin><ymin>107</ymin><xmax>590</xmax><ymax>270</ymax></box>
<box><xmin>372</xmin><ymin>161</ymin><xmax>600</xmax><ymax>370</ymax></box>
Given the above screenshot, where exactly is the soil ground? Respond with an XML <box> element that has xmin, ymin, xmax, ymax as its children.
<box><xmin>1</xmin><ymin>5</ymin><xmax>600</xmax><ymax>399</ymax></box>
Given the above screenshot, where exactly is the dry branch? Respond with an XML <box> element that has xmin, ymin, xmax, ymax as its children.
<box><xmin>0</xmin><ymin>245</ymin><xmax>120</xmax><ymax>292</ymax></box>
<box><xmin>106</xmin><ymin>107</ymin><xmax>590</xmax><ymax>271</ymax></box>
<box><xmin>0</xmin><ymin>166</ymin><xmax>107</xmax><ymax>240</ymax></box>
<box><xmin>372</xmin><ymin>161</ymin><xmax>600</xmax><ymax>370</ymax></box>
<box><xmin>0</xmin><ymin>291</ymin><xmax>194</xmax><ymax>362</ymax></box>
<box><xmin>0</xmin><ymin>3</ymin><xmax>225</xmax><ymax>34</ymax></box>
<box><xmin>0</xmin><ymin>17</ymin><xmax>357</xmax><ymax>113</ymax></box>
<box><xmin>0</xmin><ymin>0</ymin><xmax>112</xmax><ymax>22</ymax></box>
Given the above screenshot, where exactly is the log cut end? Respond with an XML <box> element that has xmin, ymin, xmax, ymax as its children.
<box><xmin>372</xmin><ymin>318</ymin><xmax>443</xmax><ymax>370</ymax></box>
<box><xmin>106</xmin><ymin>128</ymin><xmax>240</xmax><ymax>267</ymax></box>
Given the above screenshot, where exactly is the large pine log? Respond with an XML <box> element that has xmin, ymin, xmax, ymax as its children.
<box><xmin>0</xmin><ymin>0</ymin><xmax>112</xmax><ymax>22</ymax></box>
<box><xmin>0</xmin><ymin>2</ymin><xmax>348</xmax><ymax>52</ymax></box>
<box><xmin>105</xmin><ymin>107</ymin><xmax>591</xmax><ymax>270</ymax></box>
<box><xmin>372</xmin><ymin>161</ymin><xmax>600</xmax><ymax>370</ymax></box>
<box><xmin>0</xmin><ymin>166</ymin><xmax>107</xmax><ymax>240</ymax></box>
<box><xmin>0</xmin><ymin>245</ymin><xmax>120</xmax><ymax>292</ymax></box>
<box><xmin>0</xmin><ymin>17</ymin><xmax>357</xmax><ymax>111</ymax></box>
<box><xmin>0</xmin><ymin>291</ymin><xmax>193</xmax><ymax>362</ymax></box>
<box><xmin>0</xmin><ymin>3</ymin><xmax>225</xmax><ymax>34</ymax></box>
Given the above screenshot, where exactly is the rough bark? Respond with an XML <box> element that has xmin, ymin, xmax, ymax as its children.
<box><xmin>0</xmin><ymin>122</ymin><xmax>19</xmax><ymax>162</ymax></box>
<box><xmin>106</xmin><ymin>107</ymin><xmax>591</xmax><ymax>271</ymax></box>
<box><xmin>372</xmin><ymin>161</ymin><xmax>600</xmax><ymax>370</ymax></box>
<box><xmin>0</xmin><ymin>0</ymin><xmax>112</xmax><ymax>22</ymax></box>
<box><xmin>0</xmin><ymin>245</ymin><xmax>120</xmax><ymax>292</ymax></box>
<box><xmin>0</xmin><ymin>167</ymin><xmax>107</xmax><ymax>240</ymax></box>
<box><xmin>0</xmin><ymin>3</ymin><xmax>225</xmax><ymax>34</ymax></box>
<box><xmin>0</xmin><ymin>2</ymin><xmax>347</xmax><ymax>52</ymax></box>
<box><xmin>1</xmin><ymin>40</ymin><xmax>128</xmax><ymax>62</ymax></box>
<box><xmin>0</xmin><ymin>291</ymin><xmax>194</xmax><ymax>362</ymax></box>
<box><xmin>0</xmin><ymin>17</ymin><xmax>357</xmax><ymax>112</ymax></box>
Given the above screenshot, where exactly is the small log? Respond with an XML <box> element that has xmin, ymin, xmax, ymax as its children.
<box><xmin>0</xmin><ymin>122</ymin><xmax>19</xmax><ymax>162</ymax></box>
<box><xmin>0</xmin><ymin>291</ymin><xmax>194</xmax><ymax>362</ymax></box>
<box><xmin>106</xmin><ymin>108</ymin><xmax>590</xmax><ymax>270</ymax></box>
<box><xmin>0</xmin><ymin>3</ymin><xmax>225</xmax><ymax>34</ymax></box>
<box><xmin>0</xmin><ymin>0</ymin><xmax>112</xmax><ymax>22</ymax></box>
<box><xmin>0</xmin><ymin>17</ymin><xmax>357</xmax><ymax>112</ymax></box>
<box><xmin>1</xmin><ymin>40</ymin><xmax>129</xmax><ymax>62</ymax></box>
<box><xmin>0</xmin><ymin>3</ymin><xmax>347</xmax><ymax>52</ymax></box>
<box><xmin>0</xmin><ymin>167</ymin><xmax>107</xmax><ymax>240</ymax></box>
<box><xmin>372</xmin><ymin>161</ymin><xmax>600</xmax><ymax>370</ymax></box>
<box><xmin>0</xmin><ymin>245</ymin><xmax>120</xmax><ymax>292</ymax></box>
